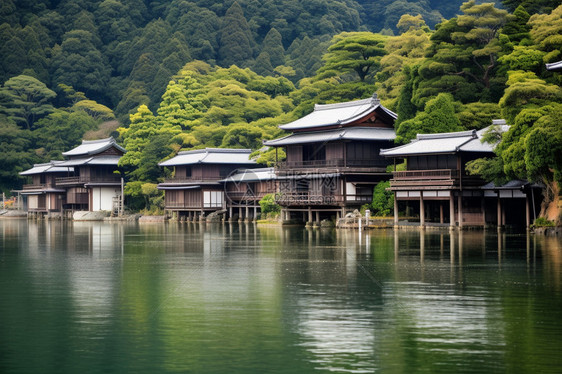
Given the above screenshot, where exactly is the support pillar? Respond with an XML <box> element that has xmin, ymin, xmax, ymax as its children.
<box><xmin>449</xmin><ymin>195</ymin><xmax>455</xmax><ymax>228</ymax></box>
<box><xmin>315</xmin><ymin>211</ymin><xmax>320</xmax><ymax>223</ymax></box>
<box><xmin>419</xmin><ymin>195</ymin><xmax>425</xmax><ymax>228</ymax></box>
<box><xmin>308</xmin><ymin>207</ymin><xmax>313</xmax><ymax>223</ymax></box>
<box><xmin>497</xmin><ymin>196</ymin><xmax>502</xmax><ymax>228</ymax></box>
<box><xmin>481</xmin><ymin>197</ymin><xmax>486</xmax><ymax>227</ymax></box>
<box><xmin>439</xmin><ymin>202</ymin><xmax>444</xmax><ymax>224</ymax></box>
<box><xmin>394</xmin><ymin>197</ymin><xmax>399</xmax><ymax>226</ymax></box>
<box><xmin>458</xmin><ymin>194</ymin><xmax>463</xmax><ymax>228</ymax></box>
<box><xmin>525</xmin><ymin>194</ymin><xmax>530</xmax><ymax>229</ymax></box>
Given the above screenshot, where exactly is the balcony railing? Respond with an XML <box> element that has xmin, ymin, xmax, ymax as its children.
<box><xmin>275</xmin><ymin>193</ymin><xmax>372</xmax><ymax>206</ymax></box>
<box><xmin>55</xmin><ymin>175</ymin><xmax>121</xmax><ymax>186</ymax></box>
<box><xmin>23</xmin><ymin>183</ymin><xmax>48</xmax><ymax>190</ymax></box>
<box><xmin>277</xmin><ymin>159</ymin><xmax>388</xmax><ymax>170</ymax></box>
<box><xmin>162</xmin><ymin>177</ymin><xmax>223</xmax><ymax>184</ymax></box>
<box><xmin>392</xmin><ymin>169</ymin><xmax>456</xmax><ymax>180</ymax></box>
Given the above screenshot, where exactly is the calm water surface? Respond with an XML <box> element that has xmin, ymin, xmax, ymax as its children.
<box><xmin>0</xmin><ymin>220</ymin><xmax>561</xmax><ymax>373</ymax></box>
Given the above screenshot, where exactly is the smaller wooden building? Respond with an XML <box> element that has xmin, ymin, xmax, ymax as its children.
<box><xmin>222</xmin><ymin>167</ymin><xmax>277</xmax><ymax>220</ymax></box>
<box><xmin>18</xmin><ymin>137</ymin><xmax>125</xmax><ymax>216</ymax></box>
<box><xmin>18</xmin><ymin>161</ymin><xmax>72</xmax><ymax>214</ymax></box>
<box><xmin>380</xmin><ymin>122</ymin><xmax>541</xmax><ymax>228</ymax></box>
<box><xmin>158</xmin><ymin>148</ymin><xmax>257</xmax><ymax>220</ymax></box>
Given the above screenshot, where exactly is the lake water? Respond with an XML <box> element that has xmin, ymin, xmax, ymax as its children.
<box><xmin>1</xmin><ymin>220</ymin><xmax>561</xmax><ymax>374</ymax></box>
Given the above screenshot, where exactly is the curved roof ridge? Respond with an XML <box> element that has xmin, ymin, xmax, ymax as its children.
<box><xmin>417</xmin><ymin>130</ymin><xmax>476</xmax><ymax>140</ymax></box>
<box><xmin>176</xmin><ymin>148</ymin><xmax>252</xmax><ymax>156</ymax></box>
<box><xmin>314</xmin><ymin>97</ymin><xmax>374</xmax><ymax>111</ymax></box>
<box><xmin>80</xmin><ymin>137</ymin><xmax>115</xmax><ymax>144</ymax></box>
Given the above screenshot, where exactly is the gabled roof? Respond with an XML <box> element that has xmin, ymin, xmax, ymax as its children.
<box><xmin>62</xmin><ymin>137</ymin><xmax>125</xmax><ymax>157</ymax></box>
<box><xmin>220</xmin><ymin>168</ymin><xmax>276</xmax><ymax>183</ymax></box>
<box><xmin>57</xmin><ymin>156</ymin><xmax>121</xmax><ymax>167</ymax></box>
<box><xmin>380</xmin><ymin>123</ymin><xmax>509</xmax><ymax>157</ymax></box>
<box><xmin>481</xmin><ymin>179</ymin><xmax>542</xmax><ymax>190</ymax></box>
<box><xmin>279</xmin><ymin>94</ymin><xmax>397</xmax><ymax>131</ymax></box>
<box><xmin>159</xmin><ymin>148</ymin><xmax>257</xmax><ymax>167</ymax></box>
<box><xmin>546</xmin><ymin>61</ymin><xmax>562</xmax><ymax>71</ymax></box>
<box><xmin>264</xmin><ymin>127</ymin><xmax>396</xmax><ymax>147</ymax></box>
<box><xmin>20</xmin><ymin>161</ymin><xmax>74</xmax><ymax>176</ymax></box>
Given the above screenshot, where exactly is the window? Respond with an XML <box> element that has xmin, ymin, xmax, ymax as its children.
<box><xmin>203</xmin><ymin>191</ymin><xmax>223</xmax><ymax>208</ymax></box>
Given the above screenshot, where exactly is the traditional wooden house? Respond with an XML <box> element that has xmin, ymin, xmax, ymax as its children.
<box><xmin>55</xmin><ymin>137</ymin><xmax>125</xmax><ymax>212</ymax></box>
<box><xmin>18</xmin><ymin>161</ymin><xmax>73</xmax><ymax>215</ymax></box>
<box><xmin>380</xmin><ymin>122</ymin><xmax>541</xmax><ymax>228</ymax></box>
<box><xmin>158</xmin><ymin>148</ymin><xmax>257</xmax><ymax>220</ymax></box>
<box><xmin>17</xmin><ymin>137</ymin><xmax>125</xmax><ymax>215</ymax></box>
<box><xmin>264</xmin><ymin>93</ymin><xmax>396</xmax><ymax>223</ymax></box>
<box><xmin>221</xmin><ymin>167</ymin><xmax>277</xmax><ymax>220</ymax></box>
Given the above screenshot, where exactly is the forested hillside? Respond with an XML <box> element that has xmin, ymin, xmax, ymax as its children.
<box><xmin>1</xmin><ymin>0</ymin><xmax>561</xmax><ymax>218</ymax></box>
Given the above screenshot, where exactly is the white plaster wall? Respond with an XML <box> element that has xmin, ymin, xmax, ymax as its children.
<box><xmin>28</xmin><ymin>195</ymin><xmax>38</xmax><ymax>210</ymax></box>
<box><xmin>91</xmin><ymin>187</ymin><xmax>121</xmax><ymax>211</ymax></box>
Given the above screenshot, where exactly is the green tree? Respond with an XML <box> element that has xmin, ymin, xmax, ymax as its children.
<box><xmin>253</xmin><ymin>52</ymin><xmax>274</xmax><ymax>76</ymax></box>
<box><xmin>0</xmin><ymin>75</ymin><xmax>56</xmax><ymax>130</ymax></box>
<box><xmin>33</xmin><ymin>109</ymin><xmax>99</xmax><ymax>159</ymax></box>
<box><xmin>260</xmin><ymin>28</ymin><xmax>285</xmax><ymax>68</ymax></box>
<box><xmin>218</xmin><ymin>1</ymin><xmax>256</xmax><ymax>67</ymax></box>
<box><xmin>501</xmin><ymin>0</ymin><xmax>559</xmax><ymax>14</ymax></box>
<box><xmin>317</xmin><ymin>32</ymin><xmax>388</xmax><ymax>82</ymax></box>
<box><xmin>51</xmin><ymin>29</ymin><xmax>111</xmax><ymax>101</ymax></box>
<box><xmin>528</xmin><ymin>5</ymin><xmax>562</xmax><ymax>64</ymax></box>
<box><xmin>411</xmin><ymin>2</ymin><xmax>512</xmax><ymax>107</ymax></box>
<box><xmin>396</xmin><ymin>93</ymin><xmax>462</xmax><ymax>144</ymax></box>
<box><xmin>0</xmin><ymin>121</ymin><xmax>35</xmax><ymax>193</ymax></box>
<box><xmin>501</xmin><ymin>5</ymin><xmax>531</xmax><ymax>45</ymax></box>
<box><xmin>371</xmin><ymin>181</ymin><xmax>394</xmax><ymax>216</ymax></box>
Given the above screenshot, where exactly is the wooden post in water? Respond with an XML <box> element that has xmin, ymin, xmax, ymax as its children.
<box><xmin>419</xmin><ymin>195</ymin><xmax>425</xmax><ymax>228</ymax></box>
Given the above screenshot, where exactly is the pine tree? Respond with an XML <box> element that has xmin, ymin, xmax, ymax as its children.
<box><xmin>218</xmin><ymin>2</ymin><xmax>256</xmax><ymax>67</ymax></box>
<box><xmin>261</xmin><ymin>28</ymin><xmax>285</xmax><ymax>68</ymax></box>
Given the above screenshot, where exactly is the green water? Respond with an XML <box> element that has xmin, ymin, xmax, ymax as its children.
<box><xmin>0</xmin><ymin>220</ymin><xmax>561</xmax><ymax>373</ymax></box>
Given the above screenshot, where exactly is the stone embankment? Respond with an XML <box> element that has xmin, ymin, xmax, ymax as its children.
<box><xmin>0</xmin><ymin>210</ymin><xmax>27</xmax><ymax>218</ymax></box>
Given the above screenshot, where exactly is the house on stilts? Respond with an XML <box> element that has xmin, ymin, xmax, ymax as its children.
<box><xmin>158</xmin><ymin>148</ymin><xmax>276</xmax><ymax>221</ymax></box>
<box><xmin>380</xmin><ymin>121</ymin><xmax>542</xmax><ymax>228</ymax></box>
<box><xmin>264</xmin><ymin>93</ymin><xmax>396</xmax><ymax>224</ymax></box>
<box><xmin>17</xmin><ymin>137</ymin><xmax>126</xmax><ymax>217</ymax></box>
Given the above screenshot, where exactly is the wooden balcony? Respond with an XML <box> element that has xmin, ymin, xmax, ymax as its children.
<box><xmin>275</xmin><ymin>193</ymin><xmax>372</xmax><ymax>206</ymax></box>
<box><xmin>55</xmin><ymin>175</ymin><xmax>121</xmax><ymax>186</ymax></box>
<box><xmin>276</xmin><ymin>159</ymin><xmax>388</xmax><ymax>173</ymax></box>
<box><xmin>162</xmin><ymin>177</ymin><xmax>222</xmax><ymax>184</ymax></box>
<box><xmin>390</xmin><ymin>169</ymin><xmax>485</xmax><ymax>189</ymax></box>
<box><xmin>23</xmin><ymin>183</ymin><xmax>48</xmax><ymax>190</ymax></box>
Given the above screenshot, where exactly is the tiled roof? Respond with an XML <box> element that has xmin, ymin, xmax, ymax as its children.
<box><xmin>279</xmin><ymin>94</ymin><xmax>397</xmax><ymax>131</ymax></box>
<box><xmin>264</xmin><ymin>127</ymin><xmax>396</xmax><ymax>146</ymax></box>
<box><xmin>380</xmin><ymin>123</ymin><xmax>509</xmax><ymax>157</ymax></box>
<box><xmin>220</xmin><ymin>168</ymin><xmax>276</xmax><ymax>183</ymax></box>
<box><xmin>546</xmin><ymin>61</ymin><xmax>562</xmax><ymax>71</ymax></box>
<box><xmin>159</xmin><ymin>148</ymin><xmax>256</xmax><ymax>167</ymax></box>
<box><xmin>57</xmin><ymin>156</ymin><xmax>121</xmax><ymax>166</ymax></box>
<box><xmin>62</xmin><ymin>137</ymin><xmax>125</xmax><ymax>157</ymax></box>
<box><xmin>19</xmin><ymin>161</ymin><xmax>73</xmax><ymax>176</ymax></box>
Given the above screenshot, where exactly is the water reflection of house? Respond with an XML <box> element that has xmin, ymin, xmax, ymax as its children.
<box><xmin>18</xmin><ymin>138</ymin><xmax>125</xmax><ymax>216</ymax></box>
<box><xmin>380</xmin><ymin>123</ymin><xmax>541</xmax><ymax>228</ymax></box>
<box><xmin>158</xmin><ymin>148</ymin><xmax>258</xmax><ymax>220</ymax></box>
<box><xmin>264</xmin><ymin>93</ymin><xmax>396</xmax><ymax>223</ymax></box>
